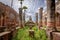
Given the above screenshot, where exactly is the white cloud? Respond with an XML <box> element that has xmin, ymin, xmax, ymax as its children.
<box><xmin>43</xmin><ymin>6</ymin><xmax>47</xmax><ymax>12</ymax></box>
<box><xmin>44</xmin><ymin>0</ymin><xmax>46</xmax><ymax>4</ymax></box>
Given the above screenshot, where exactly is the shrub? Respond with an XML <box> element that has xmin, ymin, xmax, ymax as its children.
<box><xmin>13</xmin><ymin>26</ymin><xmax>47</xmax><ymax>40</ymax></box>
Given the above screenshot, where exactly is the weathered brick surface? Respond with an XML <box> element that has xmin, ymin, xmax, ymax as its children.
<box><xmin>0</xmin><ymin>2</ymin><xmax>19</xmax><ymax>27</ymax></box>
<box><xmin>0</xmin><ymin>2</ymin><xmax>19</xmax><ymax>40</ymax></box>
<box><xmin>52</xmin><ymin>32</ymin><xmax>60</xmax><ymax>40</ymax></box>
<box><xmin>47</xmin><ymin>22</ymin><xmax>55</xmax><ymax>28</ymax></box>
<box><xmin>39</xmin><ymin>8</ymin><xmax>43</xmax><ymax>28</ymax></box>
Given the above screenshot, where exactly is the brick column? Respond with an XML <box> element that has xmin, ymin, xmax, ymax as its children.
<box><xmin>19</xmin><ymin>8</ymin><xmax>23</xmax><ymax>28</ymax></box>
<box><xmin>39</xmin><ymin>7</ymin><xmax>43</xmax><ymax>28</ymax></box>
<box><xmin>35</xmin><ymin>13</ymin><xmax>38</xmax><ymax>25</ymax></box>
<box><xmin>46</xmin><ymin>0</ymin><xmax>56</xmax><ymax>29</ymax></box>
<box><xmin>46</xmin><ymin>0</ymin><xmax>56</xmax><ymax>40</ymax></box>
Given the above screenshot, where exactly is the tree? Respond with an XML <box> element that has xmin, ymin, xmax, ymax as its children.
<box><xmin>18</xmin><ymin>0</ymin><xmax>24</xmax><ymax>8</ymax></box>
<box><xmin>23</xmin><ymin>6</ymin><xmax>27</xmax><ymax>10</ymax></box>
<box><xmin>18</xmin><ymin>0</ymin><xmax>24</xmax><ymax>28</ymax></box>
<box><xmin>22</xmin><ymin>6</ymin><xmax>28</xmax><ymax>27</ymax></box>
<box><xmin>11</xmin><ymin>0</ymin><xmax>13</xmax><ymax>7</ymax></box>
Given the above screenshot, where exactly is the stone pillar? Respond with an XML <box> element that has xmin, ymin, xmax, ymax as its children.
<box><xmin>46</xmin><ymin>0</ymin><xmax>56</xmax><ymax>40</ymax></box>
<box><xmin>46</xmin><ymin>0</ymin><xmax>56</xmax><ymax>29</ymax></box>
<box><xmin>39</xmin><ymin>7</ymin><xmax>43</xmax><ymax>28</ymax></box>
<box><xmin>35</xmin><ymin>13</ymin><xmax>38</xmax><ymax>25</ymax></box>
<box><xmin>19</xmin><ymin>8</ymin><xmax>23</xmax><ymax>28</ymax></box>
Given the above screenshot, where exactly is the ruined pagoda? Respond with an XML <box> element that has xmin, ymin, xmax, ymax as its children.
<box><xmin>25</xmin><ymin>16</ymin><xmax>35</xmax><ymax>28</ymax></box>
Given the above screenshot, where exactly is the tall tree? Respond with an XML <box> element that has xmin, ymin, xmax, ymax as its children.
<box><xmin>18</xmin><ymin>0</ymin><xmax>24</xmax><ymax>28</ymax></box>
<box><xmin>22</xmin><ymin>6</ymin><xmax>28</xmax><ymax>27</ymax></box>
<box><xmin>11</xmin><ymin>0</ymin><xmax>13</xmax><ymax>7</ymax></box>
<box><xmin>19</xmin><ymin>0</ymin><xmax>24</xmax><ymax>8</ymax></box>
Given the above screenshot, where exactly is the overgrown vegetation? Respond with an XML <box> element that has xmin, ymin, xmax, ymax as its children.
<box><xmin>13</xmin><ymin>26</ymin><xmax>47</xmax><ymax>40</ymax></box>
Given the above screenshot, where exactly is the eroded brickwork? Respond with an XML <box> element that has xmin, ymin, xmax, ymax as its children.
<box><xmin>36</xmin><ymin>13</ymin><xmax>38</xmax><ymax>25</ymax></box>
<box><xmin>39</xmin><ymin>7</ymin><xmax>43</xmax><ymax>28</ymax></box>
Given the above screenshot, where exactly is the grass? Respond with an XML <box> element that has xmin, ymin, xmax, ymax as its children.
<box><xmin>13</xmin><ymin>26</ymin><xmax>47</xmax><ymax>40</ymax></box>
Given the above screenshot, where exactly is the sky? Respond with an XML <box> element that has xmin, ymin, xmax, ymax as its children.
<box><xmin>0</xmin><ymin>0</ymin><xmax>46</xmax><ymax>21</ymax></box>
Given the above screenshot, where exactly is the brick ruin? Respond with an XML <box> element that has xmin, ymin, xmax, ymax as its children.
<box><xmin>0</xmin><ymin>0</ymin><xmax>60</xmax><ymax>40</ymax></box>
<box><xmin>39</xmin><ymin>7</ymin><xmax>43</xmax><ymax>29</ymax></box>
<box><xmin>0</xmin><ymin>2</ymin><xmax>20</xmax><ymax>40</ymax></box>
<box><xmin>39</xmin><ymin>0</ymin><xmax>60</xmax><ymax>40</ymax></box>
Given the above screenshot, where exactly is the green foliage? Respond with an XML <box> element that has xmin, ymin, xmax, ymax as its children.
<box><xmin>23</xmin><ymin>6</ymin><xmax>28</xmax><ymax>10</ymax></box>
<box><xmin>13</xmin><ymin>26</ymin><xmax>47</xmax><ymax>40</ymax></box>
<box><xmin>18</xmin><ymin>0</ymin><xmax>24</xmax><ymax>1</ymax></box>
<box><xmin>43</xmin><ymin>26</ymin><xmax>46</xmax><ymax>28</ymax></box>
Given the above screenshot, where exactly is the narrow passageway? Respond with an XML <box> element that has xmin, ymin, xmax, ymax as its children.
<box><xmin>13</xmin><ymin>26</ymin><xmax>47</xmax><ymax>40</ymax></box>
